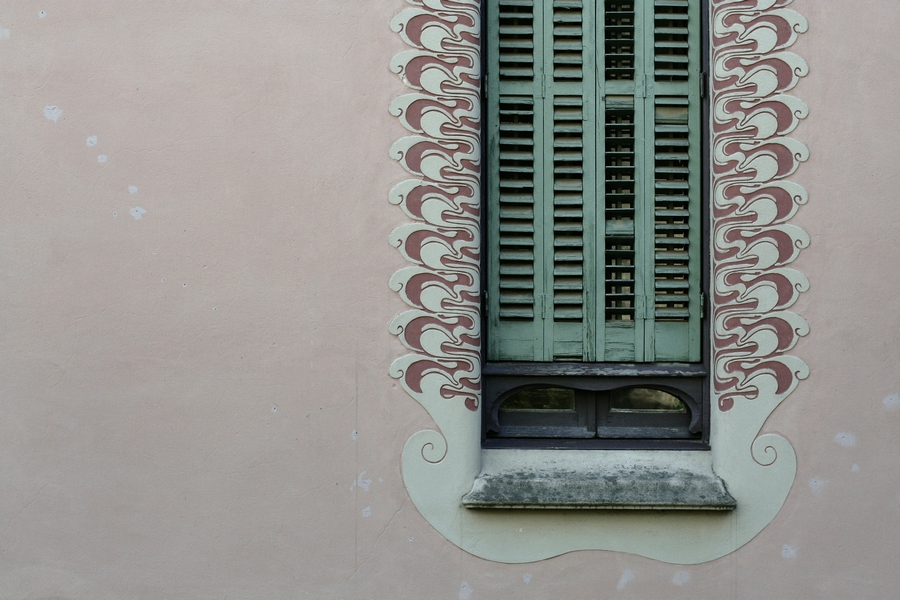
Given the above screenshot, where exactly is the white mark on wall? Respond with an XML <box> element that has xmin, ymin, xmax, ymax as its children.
<box><xmin>98</xmin><ymin>155</ymin><xmax>108</xmax><ymax>163</ymax></box>
<box><xmin>361</xmin><ymin>506</ymin><xmax>371</xmax><ymax>518</ymax></box>
<box><xmin>523</xmin><ymin>574</ymin><xmax>532</xmax><ymax>585</ymax></box>
<box><xmin>86</xmin><ymin>135</ymin><xmax>97</xmax><ymax>147</ymax></box>
<box><xmin>128</xmin><ymin>185</ymin><xmax>138</xmax><ymax>195</ymax></box>
<box><xmin>39</xmin><ymin>11</ymin><xmax>47</xmax><ymax>19</ymax></box>
<box><xmin>351</xmin><ymin>471</ymin><xmax>371</xmax><ymax>492</ymax></box>
<box><xmin>781</xmin><ymin>544</ymin><xmax>798</xmax><ymax>559</ymax></box>
<box><xmin>351</xmin><ymin>430</ymin><xmax>358</xmax><ymax>441</ymax></box>
<box><xmin>408</xmin><ymin>536</ymin><xmax>414</xmax><ymax>542</ymax></box>
<box><xmin>129</xmin><ymin>207</ymin><xmax>146</xmax><ymax>220</ymax></box>
<box><xmin>809</xmin><ymin>478</ymin><xmax>826</xmax><ymax>495</ymax></box>
<box><xmin>616</xmin><ymin>570</ymin><xmax>635</xmax><ymax>591</ymax></box>
<box><xmin>852</xmin><ymin>463</ymin><xmax>860</xmax><ymax>472</ymax></box>
<box><xmin>43</xmin><ymin>106</ymin><xmax>61</xmax><ymax>122</ymax></box>
<box><xmin>161</xmin><ymin>278</ymin><xmax>166</xmax><ymax>283</ymax></box>
<box><xmin>212</xmin><ymin>307</ymin><xmax>217</xmax><ymax>312</ymax></box>
<box><xmin>672</xmin><ymin>571</ymin><xmax>690</xmax><ymax>586</ymax></box>
<box><xmin>458</xmin><ymin>581</ymin><xmax>473</xmax><ymax>600</ymax></box>
<box><xmin>181</xmin><ymin>283</ymin><xmax>187</xmax><ymax>288</ymax></box>
<box><xmin>834</xmin><ymin>432</ymin><xmax>857</xmax><ymax>448</ymax></box>
<box><xmin>0</xmin><ymin>26</ymin><xmax>10</xmax><ymax>40</ymax></box>
<box><xmin>271</xmin><ymin>405</ymin><xmax>277</xmax><ymax>413</ymax></box>
<box><xmin>883</xmin><ymin>393</ymin><xmax>900</xmax><ymax>410</ymax></box>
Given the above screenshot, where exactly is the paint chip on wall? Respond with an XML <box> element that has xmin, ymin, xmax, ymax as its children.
<box><xmin>851</xmin><ymin>463</ymin><xmax>860</xmax><ymax>472</ymax></box>
<box><xmin>39</xmin><ymin>11</ymin><xmax>47</xmax><ymax>19</ymax></box>
<box><xmin>128</xmin><ymin>185</ymin><xmax>138</xmax><ymax>195</ymax></box>
<box><xmin>809</xmin><ymin>478</ymin><xmax>826</xmax><ymax>494</ymax></box>
<box><xmin>522</xmin><ymin>574</ymin><xmax>532</xmax><ymax>584</ymax></box>
<box><xmin>129</xmin><ymin>207</ymin><xmax>147</xmax><ymax>220</ymax></box>
<box><xmin>672</xmin><ymin>571</ymin><xmax>690</xmax><ymax>586</ymax></box>
<box><xmin>43</xmin><ymin>106</ymin><xmax>61</xmax><ymax>122</ymax></box>
<box><xmin>883</xmin><ymin>393</ymin><xmax>899</xmax><ymax>410</ymax></box>
<box><xmin>834</xmin><ymin>432</ymin><xmax>857</xmax><ymax>447</ymax></box>
<box><xmin>0</xmin><ymin>26</ymin><xmax>10</xmax><ymax>40</ymax></box>
<box><xmin>458</xmin><ymin>581</ymin><xmax>473</xmax><ymax>600</ymax></box>
<box><xmin>616</xmin><ymin>570</ymin><xmax>635</xmax><ymax>591</ymax></box>
<box><xmin>361</xmin><ymin>506</ymin><xmax>371</xmax><ymax>518</ymax></box>
<box><xmin>781</xmin><ymin>544</ymin><xmax>798</xmax><ymax>559</ymax></box>
<box><xmin>351</xmin><ymin>471</ymin><xmax>371</xmax><ymax>492</ymax></box>
<box><xmin>86</xmin><ymin>136</ymin><xmax>97</xmax><ymax>147</ymax></box>
<box><xmin>98</xmin><ymin>155</ymin><xmax>108</xmax><ymax>163</ymax></box>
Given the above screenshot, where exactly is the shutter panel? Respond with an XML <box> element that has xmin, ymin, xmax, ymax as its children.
<box><xmin>549</xmin><ymin>0</ymin><xmax>595</xmax><ymax>360</ymax></box>
<box><xmin>488</xmin><ymin>0</ymin><xmax>596</xmax><ymax>361</ymax></box>
<box><xmin>487</xmin><ymin>0</ymin><xmax>700</xmax><ymax>363</ymax></box>
<box><xmin>647</xmin><ymin>0</ymin><xmax>701</xmax><ymax>361</ymax></box>
<box><xmin>488</xmin><ymin>0</ymin><xmax>545</xmax><ymax>361</ymax></box>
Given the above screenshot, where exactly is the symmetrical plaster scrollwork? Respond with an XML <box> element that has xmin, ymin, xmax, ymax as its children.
<box><xmin>390</xmin><ymin>0</ymin><xmax>808</xmax><ymax>563</ymax></box>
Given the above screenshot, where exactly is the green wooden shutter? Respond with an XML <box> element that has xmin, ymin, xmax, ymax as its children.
<box><xmin>487</xmin><ymin>0</ymin><xmax>700</xmax><ymax>363</ymax></box>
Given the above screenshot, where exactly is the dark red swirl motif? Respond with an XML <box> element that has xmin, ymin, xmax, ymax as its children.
<box><xmin>389</xmin><ymin>1</ymin><xmax>481</xmax><ymax>413</ymax></box>
<box><xmin>712</xmin><ymin>0</ymin><xmax>809</xmax><ymax>412</ymax></box>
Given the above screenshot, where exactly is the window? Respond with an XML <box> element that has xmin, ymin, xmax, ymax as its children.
<box><xmin>483</xmin><ymin>0</ymin><xmax>707</xmax><ymax>448</ymax></box>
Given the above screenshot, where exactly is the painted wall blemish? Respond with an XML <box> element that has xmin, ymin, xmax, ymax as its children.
<box><xmin>361</xmin><ymin>506</ymin><xmax>371</xmax><ymax>518</ymax></box>
<box><xmin>851</xmin><ymin>464</ymin><xmax>860</xmax><ymax>473</ymax></box>
<box><xmin>458</xmin><ymin>581</ymin><xmax>473</xmax><ymax>600</ymax></box>
<box><xmin>0</xmin><ymin>26</ymin><xmax>10</xmax><ymax>40</ymax></box>
<box><xmin>129</xmin><ymin>207</ymin><xmax>146</xmax><ymax>220</ymax></box>
<box><xmin>43</xmin><ymin>106</ymin><xmax>62</xmax><ymax>122</ymax></box>
<box><xmin>86</xmin><ymin>135</ymin><xmax>97</xmax><ymax>147</ymax></box>
<box><xmin>672</xmin><ymin>571</ymin><xmax>690</xmax><ymax>586</ymax></box>
<box><xmin>112</xmin><ymin>211</ymin><xmax>117</xmax><ymax>217</ymax></box>
<box><xmin>97</xmin><ymin>155</ymin><xmax>108</xmax><ymax>163</ymax></box>
<box><xmin>151</xmin><ymin>251</ymin><xmax>156</xmax><ymax>255</ymax></box>
<box><xmin>616</xmin><ymin>570</ymin><xmax>635</xmax><ymax>591</ymax></box>
<box><xmin>271</xmin><ymin>405</ymin><xmax>277</xmax><ymax>413</ymax></box>
<box><xmin>834</xmin><ymin>432</ymin><xmax>857</xmax><ymax>448</ymax></box>
<box><xmin>883</xmin><ymin>393</ymin><xmax>900</xmax><ymax>410</ymax></box>
<box><xmin>522</xmin><ymin>574</ymin><xmax>532</xmax><ymax>585</ymax></box>
<box><xmin>38</xmin><ymin>11</ymin><xmax>46</xmax><ymax>19</ymax></box>
<box><xmin>212</xmin><ymin>307</ymin><xmax>217</xmax><ymax>312</ymax></box>
<box><xmin>351</xmin><ymin>430</ymin><xmax>358</xmax><ymax>441</ymax></box>
<box><xmin>351</xmin><ymin>471</ymin><xmax>371</xmax><ymax>492</ymax></box>
<box><xmin>160</xmin><ymin>278</ymin><xmax>166</xmax><ymax>283</ymax></box>
<box><xmin>181</xmin><ymin>283</ymin><xmax>187</xmax><ymax>288</ymax></box>
<box><xmin>782</xmin><ymin>545</ymin><xmax>798</xmax><ymax>560</ymax></box>
<box><xmin>128</xmin><ymin>185</ymin><xmax>138</xmax><ymax>195</ymax></box>
<box><xmin>809</xmin><ymin>478</ymin><xmax>827</xmax><ymax>495</ymax></box>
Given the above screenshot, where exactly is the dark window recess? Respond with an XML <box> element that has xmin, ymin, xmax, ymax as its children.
<box><xmin>483</xmin><ymin>365</ymin><xmax>707</xmax><ymax>450</ymax></box>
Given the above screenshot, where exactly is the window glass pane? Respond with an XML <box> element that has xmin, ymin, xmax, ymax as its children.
<box><xmin>609</xmin><ymin>388</ymin><xmax>685</xmax><ymax>413</ymax></box>
<box><xmin>500</xmin><ymin>388</ymin><xmax>576</xmax><ymax>412</ymax></box>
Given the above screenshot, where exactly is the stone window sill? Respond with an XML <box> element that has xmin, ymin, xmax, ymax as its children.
<box><xmin>462</xmin><ymin>449</ymin><xmax>736</xmax><ymax>510</ymax></box>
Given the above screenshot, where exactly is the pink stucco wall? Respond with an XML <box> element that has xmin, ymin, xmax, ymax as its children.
<box><xmin>0</xmin><ymin>1</ymin><xmax>897</xmax><ymax>597</ymax></box>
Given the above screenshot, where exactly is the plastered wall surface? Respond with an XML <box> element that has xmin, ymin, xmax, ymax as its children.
<box><xmin>0</xmin><ymin>1</ymin><xmax>897</xmax><ymax>599</ymax></box>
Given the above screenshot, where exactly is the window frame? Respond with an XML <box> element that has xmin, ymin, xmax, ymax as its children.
<box><xmin>480</xmin><ymin>0</ymin><xmax>711</xmax><ymax>449</ymax></box>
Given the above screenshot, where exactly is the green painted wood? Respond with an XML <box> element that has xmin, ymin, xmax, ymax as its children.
<box><xmin>487</xmin><ymin>0</ymin><xmax>701</xmax><ymax>363</ymax></box>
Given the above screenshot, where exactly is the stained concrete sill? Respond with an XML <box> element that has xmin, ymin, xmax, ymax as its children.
<box><xmin>462</xmin><ymin>449</ymin><xmax>736</xmax><ymax>510</ymax></box>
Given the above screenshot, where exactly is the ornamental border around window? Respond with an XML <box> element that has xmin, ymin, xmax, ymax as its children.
<box><xmin>388</xmin><ymin>0</ymin><xmax>808</xmax><ymax>564</ymax></box>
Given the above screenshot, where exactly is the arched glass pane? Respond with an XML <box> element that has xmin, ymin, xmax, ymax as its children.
<box><xmin>500</xmin><ymin>387</ymin><xmax>576</xmax><ymax>412</ymax></box>
<box><xmin>609</xmin><ymin>388</ymin><xmax>685</xmax><ymax>413</ymax></box>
